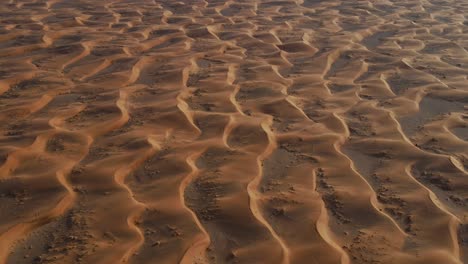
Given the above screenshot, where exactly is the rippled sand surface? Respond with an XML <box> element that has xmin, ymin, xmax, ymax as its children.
<box><xmin>0</xmin><ymin>0</ymin><xmax>468</xmax><ymax>263</ymax></box>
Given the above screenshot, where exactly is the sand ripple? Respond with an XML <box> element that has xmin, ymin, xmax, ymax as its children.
<box><xmin>0</xmin><ymin>0</ymin><xmax>467</xmax><ymax>263</ymax></box>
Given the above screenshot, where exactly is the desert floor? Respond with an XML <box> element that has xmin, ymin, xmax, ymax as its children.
<box><xmin>0</xmin><ymin>0</ymin><xmax>467</xmax><ymax>263</ymax></box>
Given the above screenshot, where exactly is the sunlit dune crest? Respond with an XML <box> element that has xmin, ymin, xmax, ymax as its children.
<box><xmin>0</xmin><ymin>0</ymin><xmax>467</xmax><ymax>263</ymax></box>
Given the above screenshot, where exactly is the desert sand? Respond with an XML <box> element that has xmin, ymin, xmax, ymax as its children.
<box><xmin>0</xmin><ymin>0</ymin><xmax>467</xmax><ymax>263</ymax></box>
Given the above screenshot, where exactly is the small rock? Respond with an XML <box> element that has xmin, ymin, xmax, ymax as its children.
<box><xmin>151</xmin><ymin>241</ymin><xmax>161</xmax><ymax>247</ymax></box>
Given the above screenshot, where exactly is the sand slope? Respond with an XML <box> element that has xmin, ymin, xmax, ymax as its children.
<box><xmin>0</xmin><ymin>0</ymin><xmax>467</xmax><ymax>263</ymax></box>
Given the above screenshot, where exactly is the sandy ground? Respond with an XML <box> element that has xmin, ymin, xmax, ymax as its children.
<box><xmin>0</xmin><ymin>0</ymin><xmax>467</xmax><ymax>263</ymax></box>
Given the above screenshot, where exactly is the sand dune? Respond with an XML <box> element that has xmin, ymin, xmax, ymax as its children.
<box><xmin>0</xmin><ymin>0</ymin><xmax>467</xmax><ymax>263</ymax></box>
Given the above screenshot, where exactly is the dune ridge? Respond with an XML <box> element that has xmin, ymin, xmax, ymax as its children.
<box><xmin>0</xmin><ymin>0</ymin><xmax>467</xmax><ymax>263</ymax></box>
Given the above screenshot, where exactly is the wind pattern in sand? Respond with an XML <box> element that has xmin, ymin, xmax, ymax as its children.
<box><xmin>0</xmin><ymin>0</ymin><xmax>467</xmax><ymax>263</ymax></box>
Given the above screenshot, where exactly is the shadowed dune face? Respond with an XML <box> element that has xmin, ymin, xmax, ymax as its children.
<box><xmin>0</xmin><ymin>0</ymin><xmax>467</xmax><ymax>263</ymax></box>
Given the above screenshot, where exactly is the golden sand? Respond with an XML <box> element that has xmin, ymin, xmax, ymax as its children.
<box><xmin>0</xmin><ymin>0</ymin><xmax>467</xmax><ymax>263</ymax></box>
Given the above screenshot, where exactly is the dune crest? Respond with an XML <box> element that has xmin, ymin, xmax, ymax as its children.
<box><xmin>0</xmin><ymin>0</ymin><xmax>467</xmax><ymax>263</ymax></box>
